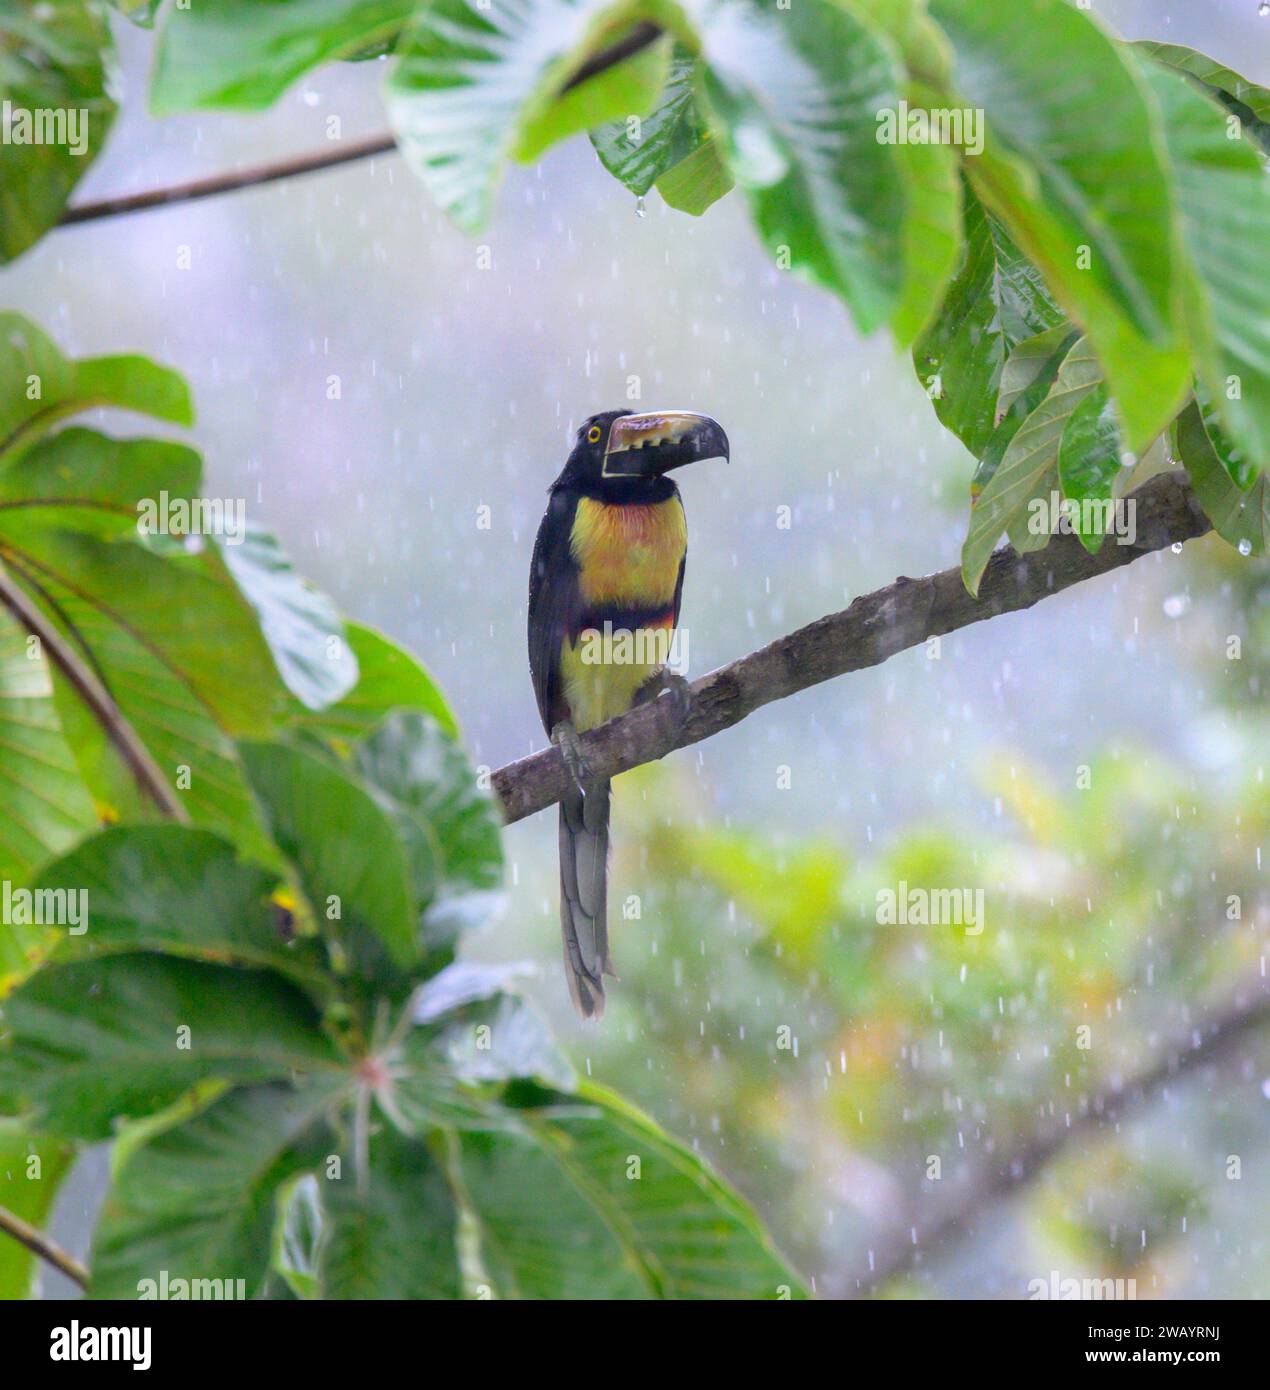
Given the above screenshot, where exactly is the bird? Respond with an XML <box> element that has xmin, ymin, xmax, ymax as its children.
<box><xmin>528</xmin><ymin>409</ymin><xmax>730</xmax><ymax>1018</ymax></box>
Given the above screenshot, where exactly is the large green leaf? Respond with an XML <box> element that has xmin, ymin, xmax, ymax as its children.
<box><xmin>43</xmin><ymin>825</ymin><xmax>331</xmax><ymax>997</ymax></box>
<box><xmin>150</xmin><ymin>0</ymin><xmax>418</xmax><ymax>114</ymax></box>
<box><xmin>698</xmin><ymin>0</ymin><xmax>904</xmax><ymax>334</ymax></box>
<box><xmin>387</xmin><ymin>0</ymin><xmax>671</xmax><ymax>232</ymax></box>
<box><xmin>590</xmin><ymin>47</ymin><xmax>733</xmax><ymax>215</ymax></box>
<box><xmin>0</xmin><ymin>1129</ymin><xmax>74</xmax><ymax>1298</ymax></box>
<box><xmin>320</xmin><ymin>1123</ymin><xmax>461</xmax><ymax>1298</ymax></box>
<box><xmin>1134</xmin><ymin>40</ymin><xmax>1270</xmax><ymax>156</ymax></box>
<box><xmin>914</xmin><ymin>186</ymin><xmax>1064</xmax><ymax>458</ymax></box>
<box><xmin>0</xmin><ymin>423</ymin><xmax>295</xmax><ymax>857</ymax></box>
<box><xmin>0</xmin><ymin>0</ymin><xmax>117</xmax><ymax>262</ymax></box>
<box><xmin>0</xmin><ymin>954</ymin><xmax>344</xmax><ymax>1139</ymax></box>
<box><xmin>352</xmin><ymin>712</ymin><xmax>503</xmax><ymax>952</ymax></box>
<box><xmin>961</xmin><ymin>336</ymin><xmax>1103</xmax><ymax>593</ymax></box>
<box><xmin>0</xmin><ymin>601</ymin><xmax>97</xmax><ymax>915</ymax></box>
<box><xmin>1056</xmin><ymin>383</ymin><xmax>1122</xmax><ymax>556</ymax></box>
<box><xmin>286</xmin><ymin>621</ymin><xmax>457</xmax><ymax>744</ymax></box>
<box><xmin>457</xmin><ymin>1083</ymin><xmax>805</xmax><ymax>1298</ymax></box>
<box><xmin>0</xmin><ymin>314</ymin><xmax>193</xmax><ymax>466</ymax></box>
<box><xmin>221</xmin><ymin>525</ymin><xmax>359</xmax><ymax>713</ymax></box>
<box><xmin>888</xmin><ymin>80</ymin><xmax>963</xmax><ymax>346</ymax></box>
<box><xmin>240</xmin><ymin>740</ymin><xmax>419</xmax><ymax>975</ymax></box>
<box><xmin>1144</xmin><ymin>65</ymin><xmax>1270</xmax><ymax>479</ymax></box>
<box><xmin>928</xmin><ymin>0</ymin><xmax>1191</xmax><ymax>451</ymax></box>
<box><xmin>966</xmin><ymin>323</ymin><xmax>1080</xmax><ymax>504</ymax></box>
<box><xmin>1176</xmin><ymin>400</ymin><xmax>1269</xmax><ymax>557</ymax></box>
<box><xmin>90</xmin><ymin>1080</ymin><xmax>342</xmax><ymax>1300</ymax></box>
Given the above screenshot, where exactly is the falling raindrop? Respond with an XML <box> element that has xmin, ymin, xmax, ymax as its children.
<box><xmin>634</xmin><ymin>195</ymin><xmax>647</xmax><ymax>219</ymax></box>
<box><xmin>1119</xmin><ymin>450</ymin><xmax>1136</xmax><ymax>469</ymax></box>
<box><xmin>1260</xmin><ymin>2</ymin><xmax>1269</xmax><ymax>17</ymax></box>
<box><xmin>1171</xmin><ymin>542</ymin><xmax>1184</xmax><ymax>554</ymax></box>
<box><xmin>1238</xmin><ymin>538</ymin><xmax>1253</xmax><ymax>556</ymax></box>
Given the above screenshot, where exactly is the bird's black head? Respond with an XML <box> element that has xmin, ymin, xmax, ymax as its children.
<box><xmin>555</xmin><ymin>409</ymin><xmax>730</xmax><ymax>498</ymax></box>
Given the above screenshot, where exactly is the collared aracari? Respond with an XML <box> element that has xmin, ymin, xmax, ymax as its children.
<box><xmin>528</xmin><ymin>409</ymin><xmax>730</xmax><ymax>1018</ymax></box>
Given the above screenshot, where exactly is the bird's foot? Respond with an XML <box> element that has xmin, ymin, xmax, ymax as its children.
<box><xmin>551</xmin><ymin>719</ymin><xmax>596</xmax><ymax>793</ymax></box>
<box><xmin>657</xmin><ymin>671</ymin><xmax>693</xmax><ymax>732</ymax></box>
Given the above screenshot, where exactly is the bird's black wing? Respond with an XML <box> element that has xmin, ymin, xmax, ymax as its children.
<box><xmin>527</xmin><ymin>487</ymin><xmax>582</xmax><ymax>734</ymax></box>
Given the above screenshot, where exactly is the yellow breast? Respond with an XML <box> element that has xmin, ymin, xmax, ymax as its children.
<box><xmin>571</xmin><ymin>496</ymin><xmax>687</xmax><ymax>607</ymax></box>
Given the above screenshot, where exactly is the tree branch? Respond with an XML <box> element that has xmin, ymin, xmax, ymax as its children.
<box><xmin>0</xmin><ymin>557</ymin><xmax>189</xmax><ymax>822</ymax></box>
<box><xmin>57</xmin><ymin>23</ymin><xmax>667</xmax><ymax>228</ymax></box>
<box><xmin>491</xmin><ymin>472</ymin><xmax>1212</xmax><ymax>823</ymax></box>
<box><xmin>0</xmin><ymin>1201</ymin><xmax>89</xmax><ymax>1292</ymax></box>
<box><xmin>843</xmin><ymin>977</ymin><xmax>1270</xmax><ymax>1297</ymax></box>
<box><xmin>59</xmin><ymin>134</ymin><xmax>398</xmax><ymax>226</ymax></box>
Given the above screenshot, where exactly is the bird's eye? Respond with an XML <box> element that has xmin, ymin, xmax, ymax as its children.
<box><xmin>587</xmin><ymin>425</ymin><xmax>602</xmax><ymax>444</ymax></box>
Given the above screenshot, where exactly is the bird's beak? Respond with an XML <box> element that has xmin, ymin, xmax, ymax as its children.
<box><xmin>602</xmin><ymin>411</ymin><xmax>730</xmax><ymax>479</ymax></box>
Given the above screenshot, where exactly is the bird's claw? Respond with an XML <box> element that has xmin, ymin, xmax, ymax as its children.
<box><xmin>657</xmin><ymin>671</ymin><xmax>693</xmax><ymax>732</ymax></box>
<box><xmin>551</xmin><ymin>720</ymin><xmax>596</xmax><ymax>793</ymax></box>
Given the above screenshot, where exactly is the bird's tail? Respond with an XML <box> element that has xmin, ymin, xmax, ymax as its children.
<box><xmin>558</xmin><ymin>779</ymin><xmax>613</xmax><ymax>1019</ymax></box>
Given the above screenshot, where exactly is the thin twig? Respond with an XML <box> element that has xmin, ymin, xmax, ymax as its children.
<box><xmin>0</xmin><ymin>1201</ymin><xmax>89</xmax><ymax>1291</ymax></box>
<box><xmin>491</xmin><ymin>472</ymin><xmax>1213</xmax><ymax>824</ymax></box>
<box><xmin>844</xmin><ymin>979</ymin><xmax>1270</xmax><ymax>1297</ymax></box>
<box><xmin>0</xmin><ymin>557</ymin><xmax>188</xmax><ymax>821</ymax></box>
<box><xmin>57</xmin><ymin>24</ymin><xmax>667</xmax><ymax>228</ymax></box>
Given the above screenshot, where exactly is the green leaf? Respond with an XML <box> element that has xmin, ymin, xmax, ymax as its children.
<box><xmin>220</xmin><ymin>525</ymin><xmax>359</xmax><ymax>712</ymax></box>
<box><xmin>889</xmin><ymin>81</ymin><xmax>963</xmax><ymax>346</ymax></box>
<box><xmin>1134</xmin><ymin>40</ymin><xmax>1270</xmax><ymax>156</ymax></box>
<box><xmin>961</xmin><ymin>337</ymin><xmax>1102</xmax><ymax>594</ymax></box>
<box><xmin>654</xmin><ymin>134</ymin><xmax>733</xmax><ymax>216</ymax></box>
<box><xmin>914</xmin><ymin>186</ymin><xmax>1064</xmax><ymax>458</ymax></box>
<box><xmin>287</xmin><ymin>621</ymin><xmax>458</xmax><ymax>745</ymax></box>
<box><xmin>699</xmin><ymin>0</ymin><xmax>905</xmax><ymax>334</ymax></box>
<box><xmin>0</xmin><ymin>601</ymin><xmax>97</xmax><ymax>917</ymax></box>
<box><xmin>928</xmin><ymin>0</ymin><xmax>1191</xmax><ymax>451</ymax></box>
<box><xmin>89</xmin><ymin>1080</ymin><xmax>341</xmax><ymax>1300</ymax></box>
<box><xmin>0</xmin><ymin>315</ymin><xmax>193</xmax><ymax>466</ymax></box>
<box><xmin>150</xmin><ymin>0</ymin><xmax>417</xmax><ymax>114</ymax></box>
<box><xmin>0</xmin><ymin>954</ymin><xmax>343</xmax><ymax>1140</ymax></box>
<box><xmin>1176</xmin><ymin>400</ymin><xmax>1269</xmax><ymax>557</ymax></box>
<box><xmin>240</xmin><ymin>739</ymin><xmax>419</xmax><ymax>974</ymax></box>
<box><xmin>352</xmin><ymin>711</ymin><xmax>503</xmax><ymax>952</ymax></box>
<box><xmin>1057</xmin><ymin>383</ymin><xmax>1122</xmax><ymax>555</ymax></box>
<box><xmin>43</xmin><ymin>825</ymin><xmax>331</xmax><ymax>998</ymax></box>
<box><xmin>388</xmin><ymin>0</ymin><xmax>668</xmax><ymax>233</ymax></box>
<box><xmin>0</xmin><ymin>1130</ymin><xmax>74</xmax><ymax>1297</ymax></box>
<box><xmin>320</xmin><ymin>1123</ymin><xmax>461</xmax><ymax>1298</ymax></box>
<box><xmin>591</xmin><ymin>47</ymin><xmax>733</xmax><ymax>216</ymax></box>
<box><xmin>0</xmin><ymin>0</ymin><xmax>117</xmax><ymax>262</ymax></box>
<box><xmin>457</xmin><ymin>1082</ymin><xmax>806</xmax><ymax>1298</ymax></box>
<box><xmin>1144</xmin><ymin>64</ymin><xmax>1270</xmax><ymax>479</ymax></box>
<box><xmin>515</xmin><ymin>25</ymin><xmax>670</xmax><ymax>165</ymax></box>
<box><xmin>0</xmin><ymin>430</ymin><xmax>287</xmax><ymax>857</ymax></box>
<box><xmin>273</xmin><ymin>1173</ymin><xmax>323</xmax><ymax>1299</ymax></box>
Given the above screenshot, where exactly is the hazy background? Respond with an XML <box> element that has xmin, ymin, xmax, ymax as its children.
<box><xmin>9</xmin><ymin>0</ymin><xmax>1268</xmax><ymax>1298</ymax></box>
